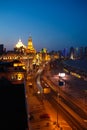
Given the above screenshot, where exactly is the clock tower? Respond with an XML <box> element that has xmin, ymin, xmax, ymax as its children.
<box><xmin>27</xmin><ymin>36</ymin><xmax>36</xmax><ymax>53</ymax></box>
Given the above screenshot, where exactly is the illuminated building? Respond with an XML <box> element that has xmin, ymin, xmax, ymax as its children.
<box><xmin>40</xmin><ymin>48</ymin><xmax>47</xmax><ymax>62</ymax></box>
<box><xmin>0</xmin><ymin>60</ymin><xmax>26</xmax><ymax>84</ymax></box>
<box><xmin>69</xmin><ymin>47</ymin><xmax>74</xmax><ymax>59</ymax></box>
<box><xmin>0</xmin><ymin>51</ymin><xmax>19</xmax><ymax>61</ymax></box>
<box><xmin>14</xmin><ymin>39</ymin><xmax>26</xmax><ymax>53</ymax></box>
<box><xmin>0</xmin><ymin>37</ymin><xmax>36</xmax><ymax>64</ymax></box>
<box><xmin>26</xmin><ymin>36</ymin><xmax>36</xmax><ymax>54</ymax></box>
<box><xmin>0</xmin><ymin>37</ymin><xmax>50</xmax><ymax>72</ymax></box>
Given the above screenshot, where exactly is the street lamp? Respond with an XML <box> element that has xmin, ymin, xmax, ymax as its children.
<box><xmin>56</xmin><ymin>73</ymin><xmax>66</xmax><ymax>129</ymax></box>
<box><xmin>58</xmin><ymin>72</ymin><xmax>65</xmax><ymax>78</ymax></box>
<box><xmin>57</xmin><ymin>92</ymin><xmax>60</xmax><ymax>128</ymax></box>
<box><xmin>84</xmin><ymin>90</ymin><xmax>87</xmax><ymax>111</ymax></box>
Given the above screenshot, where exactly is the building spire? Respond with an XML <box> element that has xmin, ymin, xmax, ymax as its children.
<box><xmin>27</xmin><ymin>36</ymin><xmax>36</xmax><ymax>53</ymax></box>
<box><xmin>28</xmin><ymin>36</ymin><xmax>33</xmax><ymax>49</ymax></box>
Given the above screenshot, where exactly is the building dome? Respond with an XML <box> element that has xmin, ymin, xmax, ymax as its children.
<box><xmin>15</xmin><ymin>39</ymin><xmax>26</xmax><ymax>48</ymax></box>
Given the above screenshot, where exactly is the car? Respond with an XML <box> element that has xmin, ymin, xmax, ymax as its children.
<box><xmin>40</xmin><ymin>113</ymin><xmax>50</xmax><ymax>119</ymax></box>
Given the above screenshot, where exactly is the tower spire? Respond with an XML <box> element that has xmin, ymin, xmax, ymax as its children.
<box><xmin>28</xmin><ymin>36</ymin><xmax>33</xmax><ymax>49</ymax></box>
<box><xmin>27</xmin><ymin>36</ymin><xmax>36</xmax><ymax>53</ymax></box>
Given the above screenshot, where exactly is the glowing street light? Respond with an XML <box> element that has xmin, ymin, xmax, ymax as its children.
<box><xmin>37</xmin><ymin>90</ymin><xmax>40</xmax><ymax>94</ymax></box>
<box><xmin>56</xmin><ymin>73</ymin><xmax>66</xmax><ymax>129</ymax></box>
<box><xmin>58</xmin><ymin>73</ymin><xmax>66</xmax><ymax>86</ymax></box>
<box><xmin>58</xmin><ymin>73</ymin><xmax>65</xmax><ymax>78</ymax></box>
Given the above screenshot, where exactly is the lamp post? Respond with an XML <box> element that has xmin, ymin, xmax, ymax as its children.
<box><xmin>84</xmin><ymin>90</ymin><xmax>87</xmax><ymax>111</ymax></box>
<box><xmin>57</xmin><ymin>92</ymin><xmax>60</xmax><ymax>128</ymax></box>
<box><xmin>56</xmin><ymin>72</ymin><xmax>66</xmax><ymax>129</ymax></box>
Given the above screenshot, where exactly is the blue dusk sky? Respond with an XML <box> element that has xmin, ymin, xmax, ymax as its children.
<box><xmin>0</xmin><ymin>0</ymin><xmax>87</xmax><ymax>51</ymax></box>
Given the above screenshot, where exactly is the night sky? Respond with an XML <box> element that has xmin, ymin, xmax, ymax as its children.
<box><xmin>0</xmin><ymin>0</ymin><xmax>87</xmax><ymax>51</ymax></box>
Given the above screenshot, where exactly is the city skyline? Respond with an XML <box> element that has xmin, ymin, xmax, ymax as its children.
<box><xmin>0</xmin><ymin>0</ymin><xmax>87</xmax><ymax>51</ymax></box>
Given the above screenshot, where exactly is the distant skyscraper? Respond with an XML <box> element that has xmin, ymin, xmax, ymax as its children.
<box><xmin>0</xmin><ymin>44</ymin><xmax>4</xmax><ymax>55</ymax></box>
<box><xmin>74</xmin><ymin>47</ymin><xmax>79</xmax><ymax>59</ymax></box>
<box><xmin>84</xmin><ymin>47</ymin><xmax>87</xmax><ymax>58</ymax></box>
<box><xmin>62</xmin><ymin>48</ymin><xmax>68</xmax><ymax>58</ymax></box>
<box><xmin>79</xmin><ymin>47</ymin><xmax>84</xmax><ymax>58</ymax></box>
<box><xmin>69</xmin><ymin>47</ymin><xmax>75</xmax><ymax>59</ymax></box>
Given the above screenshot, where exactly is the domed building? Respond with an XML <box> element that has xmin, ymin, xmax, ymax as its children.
<box><xmin>14</xmin><ymin>39</ymin><xmax>26</xmax><ymax>53</ymax></box>
<box><xmin>14</xmin><ymin>37</ymin><xmax>36</xmax><ymax>55</ymax></box>
<box><xmin>15</xmin><ymin>39</ymin><xmax>26</xmax><ymax>48</ymax></box>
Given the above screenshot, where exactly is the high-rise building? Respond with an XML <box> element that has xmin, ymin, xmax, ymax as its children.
<box><xmin>74</xmin><ymin>47</ymin><xmax>79</xmax><ymax>59</ymax></box>
<box><xmin>0</xmin><ymin>44</ymin><xmax>4</xmax><ymax>55</ymax></box>
<box><xmin>62</xmin><ymin>48</ymin><xmax>68</xmax><ymax>58</ymax></box>
<box><xmin>69</xmin><ymin>46</ymin><xmax>75</xmax><ymax>59</ymax></box>
<box><xmin>84</xmin><ymin>47</ymin><xmax>87</xmax><ymax>58</ymax></box>
<box><xmin>79</xmin><ymin>47</ymin><xmax>84</xmax><ymax>58</ymax></box>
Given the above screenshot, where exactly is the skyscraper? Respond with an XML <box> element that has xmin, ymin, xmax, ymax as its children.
<box><xmin>0</xmin><ymin>44</ymin><xmax>4</xmax><ymax>55</ymax></box>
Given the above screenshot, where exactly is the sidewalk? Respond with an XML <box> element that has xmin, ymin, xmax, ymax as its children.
<box><xmin>27</xmin><ymin>87</ymin><xmax>71</xmax><ymax>130</ymax></box>
<box><xmin>28</xmin><ymin>92</ymin><xmax>57</xmax><ymax>130</ymax></box>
